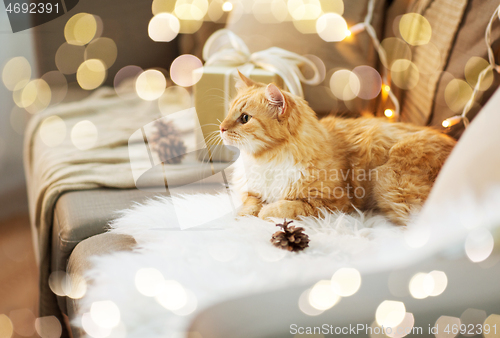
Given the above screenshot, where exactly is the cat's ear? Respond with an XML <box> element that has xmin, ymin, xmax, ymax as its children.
<box><xmin>235</xmin><ymin>70</ymin><xmax>255</xmax><ymax>91</ymax></box>
<box><xmin>265</xmin><ymin>83</ymin><xmax>287</xmax><ymax>118</ymax></box>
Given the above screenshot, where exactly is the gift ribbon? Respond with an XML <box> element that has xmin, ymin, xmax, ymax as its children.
<box><xmin>202</xmin><ymin>29</ymin><xmax>322</xmax><ymax>99</ymax></box>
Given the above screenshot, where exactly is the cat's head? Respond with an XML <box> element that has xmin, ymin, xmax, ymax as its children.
<box><xmin>220</xmin><ymin>71</ymin><xmax>311</xmax><ymax>156</ymax></box>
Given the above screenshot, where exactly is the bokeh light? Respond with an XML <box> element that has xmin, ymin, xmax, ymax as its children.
<box><xmin>368</xmin><ymin>321</ymin><xmax>387</xmax><ymax>338</ymax></box>
<box><xmin>465</xmin><ymin>228</ymin><xmax>494</xmax><ymax>262</ymax></box>
<box><xmin>384</xmin><ymin>109</ymin><xmax>394</xmax><ymax>118</ymax></box>
<box><xmin>404</xmin><ymin>224</ymin><xmax>430</xmax><ymax>248</ymax></box>
<box><xmin>444</xmin><ymin>79</ymin><xmax>472</xmax><ymax>112</ymax></box>
<box><xmin>152</xmin><ymin>0</ymin><xmax>176</xmax><ymax>15</ymax></box>
<box><xmin>178</xmin><ymin>18</ymin><xmax>204</xmax><ymax>34</ymax></box>
<box><xmin>288</xmin><ymin>0</ymin><xmax>321</xmax><ymax>20</ymax></box>
<box><xmin>330</xmin><ymin>69</ymin><xmax>360</xmax><ymax>101</ymax></box>
<box><xmin>305</xmin><ymin>54</ymin><xmax>326</xmax><ymax>83</ymax></box>
<box><xmin>42</xmin><ymin>71</ymin><xmax>68</xmax><ymax>105</ymax></box>
<box><xmin>48</xmin><ymin>270</ymin><xmax>86</xmax><ymax>299</ymax></box>
<box><xmin>39</xmin><ymin>116</ymin><xmax>66</xmax><ymax>147</ymax></box>
<box><xmin>48</xmin><ymin>271</ymin><xmax>70</xmax><ymax>297</ymax></box>
<box><xmin>271</xmin><ymin>0</ymin><xmax>289</xmax><ymax>22</ymax></box>
<box><xmin>330</xmin><ymin>268</ymin><xmax>361</xmax><ymax>297</ymax></box>
<box><xmin>90</xmin><ymin>301</ymin><xmax>121</xmax><ymax>329</ymax></box>
<box><xmin>2</xmin><ymin>56</ymin><xmax>31</xmax><ymax>91</ymax></box>
<box><xmin>81</xmin><ymin>312</ymin><xmax>112</xmax><ymax>338</ymax></box>
<box><xmin>316</xmin><ymin>13</ymin><xmax>348</xmax><ymax>42</ymax></box>
<box><xmin>460</xmin><ymin>308</ymin><xmax>487</xmax><ymax>337</ymax></box>
<box><xmin>0</xmin><ymin>314</ymin><xmax>14</xmax><ymax>338</ymax></box>
<box><xmin>434</xmin><ymin>316</ymin><xmax>461</xmax><ymax>338</ymax></box>
<box><xmin>64</xmin><ymin>13</ymin><xmax>98</xmax><ymax>46</ymax></box>
<box><xmin>375</xmin><ymin>300</ymin><xmax>406</xmax><ymax>328</ymax></box>
<box><xmin>158</xmin><ymin>86</ymin><xmax>192</xmax><ymax>116</ymax></box>
<box><xmin>175</xmin><ymin>0</ymin><xmax>208</xmax><ymax>20</ymax></box>
<box><xmin>67</xmin><ymin>277</ymin><xmax>87</xmax><ymax>300</ymax></box>
<box><xmin>298</xmin><ymin>288</ymin><xmax>324</xmax><ymax>316</ymax></box>
<box><xmin>149</xmin><ymin>13</ymin><xmax>180</xmax><ymax>42</ymax></box>
<box><xmin>391</xmin><ymin>59</ymin><xmax>419</xmax><ymax>90</ymax></box>
<box><xmin>294</xmin><ymin>19</ymin><xmax>318</xmax><ymax>34</ymax></box>
<box><xmin>464</xmin><ymin>57</ymin><xmax>493</xmax><ymax>91</ymax></box>
<box><xmin>425</xmin><ymin>270</ymin><xmax>447</xmax><ymax>296</ymax></box>
<box><xmin>155</xmin><ymin>280</ymin><xmax>188</xmax><ymax>311</ymax></box>
<box><xmin>171</xmin><ymin>289</ymin><xmax>198</xmax><ymax>316</ymax></box>
<box><xmin>380</xmin><ymin>38</ymin><xmax>412</xmax><ymax>69</ymax></box>
<box><xmin>170</xmin><ymin>54</ymin><xmax>203</xmax><ymax>87</ymax></box>
<box><xmin>399</xmin><ymin>13</ymin><xmax>432</xmax><ymax>46</ymax></box>
<box><xmin>135</xmin><ymin>69</ymin><xmax>167</xmax><ymax>100</ymax></box>
<box><xmin>20</xmin><ymin>79</ymin><xmax>52</xmax><ymax>114</ymax></box>
<box><xmin>484</xmin><ymin>314</ymin><xmax>500</xmax><ymax>338</ymax></box>
<box><xmin>114</xmin><ymin>65</ymin><xmax>143</xmax><ymax>98</ymax></box>
<box><xmin>320</xmin><ymin>0</ymin><xmax>344</xmax><ymax>15</ymax></box>
<box><xmin>35</xmin><ymin>316</ymin><xmax>63</xmax><ymax>338</ymax></box>
<box><xmin>208</xmin><ymin>0</ymin><xmax>225</xmax><ymax>21</ymax></box>
<box><xmin>253</xmin><ymin>0</ymin><xmax>282</xmax><ymax>24</ymax></box>
<box><xmin>352</xmin><ymin>66</ymin><xmax>382</xmax><ymax>100</ymax></box>
<box><xmin>222</xmin><ymin>1</ymin><xmax>233</xmax><ymax>11</ymax></box>
<box><xmin>71</xmin><ymin>120</ymin><xmax>98</xmax><ymax>150</ymax></box>
<box><xmin>408</xmin><ymin>272</ymin><xmax>429</xmax><ymax>299</ymax></box>
<box><xmin>77</xmin><ymin>59</ymin><xmax>107</xmax><ymax>90</ymax></box>
<box><xmin>55</xmin><ymin>43</ymin><xmax>85</xmax><ymax>75</ymax></box>
<box><xmin>84</xmin><ymin>38</ymin><xmax>118</xmax><ymax>69</ymax></box>
<box><xmin>9</xmin><ymin>309</ymin><xmax>35</xmax><ymax>337</ymax></box>
<box><xmin>386</xmin><ymin>312</ymin><xmax>415</xmax><ymax>338</ymax></box>
<box><xmin>135</xmin><ymin>267</ymin><xmax>165</xmax><ymax>297</ymax></box>
<box><xmin>308</xmin><ymin>280</ymin><xmax>340</xmax><ymax>311</ymax></box>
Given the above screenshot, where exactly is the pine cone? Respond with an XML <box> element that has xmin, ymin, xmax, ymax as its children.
<box><xmin>156</xmin><ymin>134</ymin><xmax>187</xmax><ymax>164</ymax></box>
<box><xmin>149</xmin><ymin>120</ymin><xmax>187</xmax><ymax>164</ymax></box>
<box><xmin>149</xmin><ymin>120</ymin><xmax>180</xmax><ymax>145</ymax></box>
<box><xmin>271</xmin><ymin>219</ymin><xmax>310</xmax><ymax>252</ymax></box>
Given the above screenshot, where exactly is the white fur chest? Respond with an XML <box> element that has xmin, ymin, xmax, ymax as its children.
<box><xmin>231</xmin><ymin>152</ymin><xmax>306</xmax><ymax>203</ymax></box>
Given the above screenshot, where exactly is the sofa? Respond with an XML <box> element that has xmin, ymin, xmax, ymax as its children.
<box><xmin>24</xmin><ymin>0</ymin><xmax>500</xmax><ymax>337</ymax></box>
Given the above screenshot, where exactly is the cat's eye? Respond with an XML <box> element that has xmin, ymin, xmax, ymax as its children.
<box><xmin>239</xmin><ymin>113</ymin><xmax>252</xmax><ymax>124</ymax></box>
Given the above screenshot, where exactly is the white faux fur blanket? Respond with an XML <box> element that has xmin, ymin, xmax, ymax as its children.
<box><xmin>73</xmin><ymin>191</ymin><xmax>468</xmax><ymax>338</ymax></box>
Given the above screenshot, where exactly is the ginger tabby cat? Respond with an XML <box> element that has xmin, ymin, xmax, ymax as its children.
<box><xmin>219</xmin><ymin>72</ymin><xmax>456</xmax><ymax>225</ymax></box>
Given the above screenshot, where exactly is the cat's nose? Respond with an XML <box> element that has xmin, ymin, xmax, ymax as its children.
<box><xmin>220</xmin><ymin>126</ymin><xmax>227</xmax><ymax>133</ymax></box>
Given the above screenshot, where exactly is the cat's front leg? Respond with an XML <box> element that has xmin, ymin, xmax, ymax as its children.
<box><xmin>258</xmin><ymin>199</ymin><xmax>315</xmax><ymax>220</ymax></box>
<box><xmin>237</xmin><ymin>193</ymin><xmax>263</xmax><ymax>217</ymax></box>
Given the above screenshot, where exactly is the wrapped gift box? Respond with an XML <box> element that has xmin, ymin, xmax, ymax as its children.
<box><xmin>194</xmin><ymin>66</ymin><xmax>285</xmax><ymax>162</ymax></box>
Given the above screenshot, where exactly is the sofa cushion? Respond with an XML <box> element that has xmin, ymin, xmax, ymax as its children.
<box><xmin>428</xmin><ymin>0</ymin><xmax>500</xmax><ymax>135</ymax></box>
<box><xmin>398</xmin><ymin>0</ymin><xmax>500</xmax><ymax>135</ymax></box>
<box><xmin>51</xmin><ymin>189</ymin><xmax>166</xmax><ymax>315</ymax></box>
<box><xmin>65</xmin><ymin>233</ymin><xmax>136</xmax><ymax>338</ymax></box>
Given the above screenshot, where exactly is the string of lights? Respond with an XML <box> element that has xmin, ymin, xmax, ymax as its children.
<box><xmin>347</xmin><ymin>0</ymin><xmax>400</xmax><ymax>120</ymax></box>
<box><xmin>442</xmin><ymin>4</ymin><xmax>500</xmax><ymax>129</ymax></box>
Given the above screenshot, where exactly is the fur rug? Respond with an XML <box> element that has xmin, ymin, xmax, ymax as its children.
<box><xmin>74</xmin><ymin>193</ymin><xmax>468</xmax><ymax>338</ymax></box>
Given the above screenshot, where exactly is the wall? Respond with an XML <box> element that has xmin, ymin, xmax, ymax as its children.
<box><xmin>0</xmin><ymin>7</ymin><xmax>35</xmax><ymax>219</ymax></box>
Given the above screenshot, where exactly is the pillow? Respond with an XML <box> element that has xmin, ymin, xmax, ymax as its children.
<box><xmin>226</xmin><ymin>0</ymin><xmax>388</xmax><ymax>117</ymax></box>
<box><xmin>413</xmin><ymin>86</ymin><xmax>500</xmax><ymax>255</ymax></box>
<box><xmin>394</xmin><ymin>0</ymin><xmax>500</xmax><ymax>138</ymax></box>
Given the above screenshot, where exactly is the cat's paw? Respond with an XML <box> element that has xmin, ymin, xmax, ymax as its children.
<box><xmin>258</xmin><ymin>200</ymin><xmax>311</xmax><ymax>220</ymax></box>
<box><xmin>237</xmin><ymin>204</ymin><xmax>262</xmax><ymax>217</ymax></box>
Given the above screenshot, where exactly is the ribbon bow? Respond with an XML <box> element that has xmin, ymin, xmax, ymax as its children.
<box><xmin>202</xmin><ymin>29</ymin><xmax>321</xmax><ymax>98</ymax></box>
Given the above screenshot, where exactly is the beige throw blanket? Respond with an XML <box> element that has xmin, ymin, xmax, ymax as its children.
<box><xmin>23</xmin><ymin>88</ymin><xmax>228</xmax><ymax>317</ymax></box>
